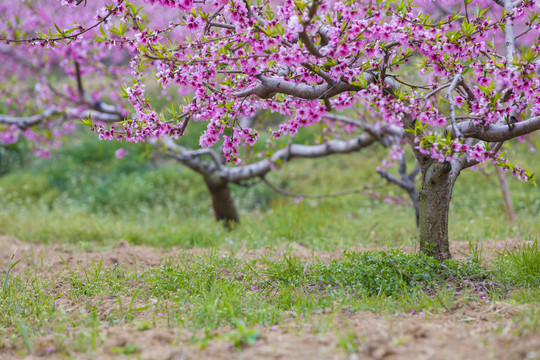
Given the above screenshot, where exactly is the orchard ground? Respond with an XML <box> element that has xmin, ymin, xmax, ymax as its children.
<box><xmin>0</xmin><ymin>236</ymin><xmax>539</xmax><ymax>360</ymax></box>
<box><xmin>0</xmin><ymin>133</ymin><xmax>539</xmax><ymax>359</ymax></box>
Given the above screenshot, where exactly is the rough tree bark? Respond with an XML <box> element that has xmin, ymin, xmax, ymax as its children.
<box><xmin>203</xmin><ymin>175</ymin><xmax>240</xmax><ymax>227</ymax></box>
<box><xmin>418</xmin><ymin>160</ymin><xmax>460</xmax><ymax>261</ymax></box>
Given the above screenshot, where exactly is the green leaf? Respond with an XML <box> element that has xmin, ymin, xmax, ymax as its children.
<box><xmin>129</xmin><ymin>303</ymin><xmax>155</xmax><ymax>312</ymax></box>
<box><xmin>81</xmin><ymin>115</ymin><xmax>93</xmax><ymax>127</ymax></box>
<box><xmin>351</xmin><ymin>79</ymin><xmax>368</xmax><ymax>88</ymax></box>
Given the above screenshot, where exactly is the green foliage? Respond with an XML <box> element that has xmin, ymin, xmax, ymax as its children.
<box><xmin>144</xmin><ymin>252</ymin><xmax>236</xmax><ymax>298</ymax></box>
<box><xmin>141</xmin><ymin>249</ymin><xmax>485</xmax><ymax>333</ymax></box>
<box><xmin>0</xmin><ymin>171</ymin><xmax>58</xmax><ymax>201</ymax></box>
<box><xmin>0</xmin><ymin>141</ymin><xmax>31</xmax><ymax>176</ymax></box>
<box><xmin>257</xmin><ymin>252</ymin><xmax>306</xmax><ymax>287</ymax></box>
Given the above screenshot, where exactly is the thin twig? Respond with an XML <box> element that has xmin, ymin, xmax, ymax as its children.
<box><xmin>1</xmin><ymin>4</ymin><xmax>122</xmax><ymax>43</ymax></box>
<box><xmin>387</xmin><ymin>75</ymin><xmax>431</xmax><ymax>90</ymax></box>
<box><xmin>74</xmin><ymin>61</ymin><xmax>85</xmax><ymax>99</ymax></box>
<box><xmin>423</xmin><ymin>83</ymin><xmax>451</xmax><ymax>101</ymax></box>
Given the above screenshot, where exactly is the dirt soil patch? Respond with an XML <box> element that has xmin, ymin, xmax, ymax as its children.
<box><xmin>0</xmin><ymin>235</ymin><xmax>529</xmax><ymax>273</ymax></box>
<box><xmin>0</xmin><ymin>236</ymin><xmax>538</xmax><ymax>360</ymax></box>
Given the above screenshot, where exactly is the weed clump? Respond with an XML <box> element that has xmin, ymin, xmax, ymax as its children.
<box><xmin>494</xmin><ymin>239</ymin><xmax>540</xmax><ymax>287</ymax></box>
<box><xmin>263</xmin><ymin>249</ymin><xmax>485</xmax><ymax>297</ymax></box>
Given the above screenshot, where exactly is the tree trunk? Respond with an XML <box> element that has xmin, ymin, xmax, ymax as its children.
<box><xmin>204</xmin><ymin>176</ymin><xmax>240</xmax><ymax>227</ymax></box>
<box><xmin>418</xmin><ymin>161</ymin><xmax>457</xmax><ymax>261</ymax></box>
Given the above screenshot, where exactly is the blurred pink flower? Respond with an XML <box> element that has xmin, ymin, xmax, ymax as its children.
<box><xmin>115</xmin><ymin>148</ymin><xmax>129</xmax><ymax>159</ymax></box>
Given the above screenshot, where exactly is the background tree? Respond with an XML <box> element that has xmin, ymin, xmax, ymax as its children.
<box><xmin>154</xmin><ymin>114</ymin><xmax>407</xmax><ymax>226</ymax></box>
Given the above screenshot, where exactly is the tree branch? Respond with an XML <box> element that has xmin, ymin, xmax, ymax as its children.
<box><xmin>446</xmin><ymin>71</ymin><xmax>463</xmax><ymax>139</ymax></box>
<box><xmin>233</xmin><ymin>73</ymin><xmax>398</xmax><ymax>100</ymax></box>
<box><xmin>148</xmin><ymin>137</ymin><xmax>217</xmax><ymax>175</ymax></box>
<box><xmin>302</xmin><ymin>62</ymin><xmax>334</xmax><ymax>85</ymax></box>
<box><xmin>504</xmin><ymin>0</ymin><xmax>516</xmax><ymax>60</ymax></box>
<box><xmin>220</xmin><ymin>134</ymin><xmax>380</xmax><ymax>182</ymax></box>
<box><xmin>299</xmin><ymin>32</ymin><xmax>323</xmax><ymax>58</ymax></box>
<box><xmin>423</xmin><ymin>82</ymin><xmax>451</xmax><ymax>101</ymax></box>
<box><xmin>0</xmin><ymin>105</ymin><xmax>124</xmax><ymax>131</ymax></box>
<box><xmin>0</xmin><ymin>108</ymin><xmax>60</xmax><ymax>129</ymax></box>
<box><xmin>454</xmin><ymin>116</ymin><xmax>540</xmax><ymax>142</ymax></box>
<box><xmin>74</xmin><ymin>62</ymin><xmax>85</xmax><ymax>99</ymax></box>
<box><xmin>377</xmin><ymin>169</ymin><xmax>409</xmax><ymax>189</ymax></box>
<box><xmin>208</xmin><ymin>22</ymin><xmax>235</xmax><ymax>30</ymax></box>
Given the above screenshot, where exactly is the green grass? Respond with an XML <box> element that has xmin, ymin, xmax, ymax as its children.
<box><xmin>1</xmin><ymin>247</ymin><xmax>538</xmax><ymax>357</ymax></box>
<box><xmin>0</xmin><ymin>250</ymin><xmax>478</xmax><ymax>351</ymax></box>
<box><xmin>0</xmin><ymin>129</ymin><xmax>539</xmax><ymax>250</ymax></box>
<box><xmin>494</xmin><ymin>239</ymin><xmax>540</xmax><ymax>287</ymax></box>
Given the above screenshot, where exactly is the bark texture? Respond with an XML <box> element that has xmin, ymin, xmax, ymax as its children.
<box><xmin>418</xmin><ymin>161</ymin><xmax>457</xmax><ymax>261</ymax></box>
<box><xmin>204</xmin><ymin>176</ymin><xmax>240</xmax><ymax>227</ymax></box>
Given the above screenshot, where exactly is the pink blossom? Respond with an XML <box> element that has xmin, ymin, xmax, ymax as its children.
<box><xmin>0</xmin><ymin>130</ymin><xmax>18</xmax><ymax>145</ymax></box>
<box><xmin>115</xmin><ymin>148</ymin><xmax>129</xmax><ymax>159</ymax></box>
<box><xmin>454</xmin><ymin>96</ymin><xmax>464</xmax><ymax>108</ymax></box>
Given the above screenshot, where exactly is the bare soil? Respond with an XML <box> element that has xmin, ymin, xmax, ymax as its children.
<box><xmin>0</xmin><ymin>236</ymin><xmax>538</xmax><ymax>360</ymax></box>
